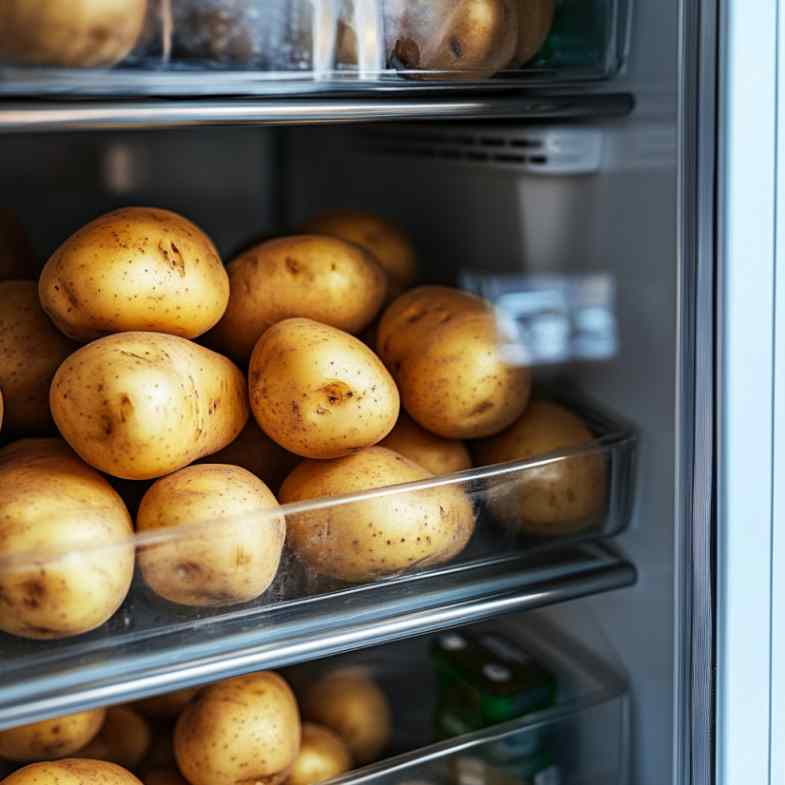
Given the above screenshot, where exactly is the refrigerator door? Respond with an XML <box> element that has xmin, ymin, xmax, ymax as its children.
<box><xmin>717</xmin><ymin>1</ymin><xmax>783</xmax><ymax>784</ymax></box>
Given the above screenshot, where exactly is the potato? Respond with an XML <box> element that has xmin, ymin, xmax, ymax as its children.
<box><xmin>0</xmin><ymin>0</ymin><xmax>148</xmax><ymax>68</ymax></box>
<box><xmin>397</xmin><ymin>312</ymin><xmax>531</xmax><ymax>439</ymax></box>
<box><xmin>302</xmin><ymin>212</ymin><xmax>417</xmax><ymax>297</ymax></box>
<box><xmin>0</xmin><ymin>709</ymin><xmax>106</xmax><ymax>762</ymax></box>
<box><xmin>280</xmin><ymin>446</ymin><xmax>474</xmax><ymax>582</ymax></box>
<box><xmin>209</xmin><ymin>236</ymin><xmax>387</xmax><ymax>363</ymax></box>
<box><xmin>142</xmin><ymin>769</ymin><xmax>188</xmax><ymax>785</ymax></box>
<box><xmin>137</xmin><ymin>464</ymin><xmax>285</xmax><ymax>607</ymax></box>
<box><xmin>200</xmin><ymin>421</ymin><xmax>299</xmax><ymax>494</ymax></box>
<box><xmin>510</xmin><ymin>0</ymin><xmax>554</xmax><ymax>66</ymax></box>
<box><xmin>134</xmin><ymin>689</ymin><xmax>200</xmax><ymax>721</ymax></box>
<box><xmin>0</xmin><ymin>210</ymin><xmax>37</xmax><ymax>282</ymax></box>
<box><xmin>174</xmin><ymin>672</ymin><xmax>300</xmax><ymax>785</ymax></box>
<box><xmin>79</xmin><ymin>708</ymin><xmax>151</xmax><ymax>770</ymax></box>
<box><xmin>0</xmin><ymin>281</ymin><xmax>78</xmax><ymax>436</ymax></box>
<box><xmin>0</xmin><ymin>438</ymin><xmax>134</xmax><ymax>639</ymax></box>
<box><xmin>390</xmin><ymin>0</ymin><xmax>518</xmax><ymax>79</ymax></box>
<box><xmin>39</xmin><ymin>208</ymin><xmax>228</xmax><ymax>342</ymax></box>
<box><xmin>302</xmin><ymin>670</ymin><xmax>390</xmax><ymax>765</ymax></box>
<box><xmin>377</xmin><ymin>286</ymin><xmax>489</xmax><ymax>376</ymax></box>
<box><xmin>380</xmin><ymin>413</ymin><xmax>472</xmax><ymax>476</ymax></box>
<box><xmin>249</xmin><ymin>319</ymin><xmax>399</xmax><ymax>460</ymax></box>
<box><xmin>288</xmin><ymin>724</ymin><xmax>352</xmax><ymax>785</ymax></box>
<box><xmin>50</xmin><ymin>332</ymin><xmax>248</xmax><ymax>480</ymax></box>
<box><xmin>474</xmin><ymin>400</ymin><xmax>608</xmax><ymax>535</ymax></box>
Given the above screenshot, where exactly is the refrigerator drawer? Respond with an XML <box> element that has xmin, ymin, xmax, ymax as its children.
<box><xmin>0</xmin><ymin>397</ymin><xmax>636</xmax><ymax>730</ymax></box>
<box><xmin>0</xmin><ymin>0</ymin><xmax>628</xmax><ymax>97</ymax></box>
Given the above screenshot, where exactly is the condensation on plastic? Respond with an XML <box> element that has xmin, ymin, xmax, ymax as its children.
<box><xmin>0</xmin><ymin>0</ymin><xmax>626</xmax><ymax>96</ymax></box>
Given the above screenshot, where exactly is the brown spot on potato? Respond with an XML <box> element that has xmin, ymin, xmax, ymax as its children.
<box><xmin>469</xmin><ymin>400</ymin><xmax>495</xmax><ymax>416</ymax></box>
<box><xmin>285</xmin><ymin>257</ymin><xmax>300</xmax><ymax>274</ymax></box>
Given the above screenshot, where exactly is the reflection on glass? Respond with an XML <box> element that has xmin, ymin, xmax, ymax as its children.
<box><xmin>460</xmin><ymin>272</ymin><xmax>618</xmax><ymax>365</ymax></box>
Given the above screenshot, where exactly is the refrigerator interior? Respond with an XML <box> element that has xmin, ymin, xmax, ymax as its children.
<box><xmin>0</xmin><ymin>1</ymin><xmax>708</xmax><ymax>784</ymax></box>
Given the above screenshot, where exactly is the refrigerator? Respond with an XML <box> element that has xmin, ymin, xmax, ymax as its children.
<box><xmin>0</xmin><ymin>0</ymin><xmax>770</xmax><ymax>783</ymax></box>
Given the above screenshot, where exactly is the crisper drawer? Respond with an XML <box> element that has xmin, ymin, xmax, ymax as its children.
<box><xmin>0</xmin><ymin>618</ymin><xmax>629</xmax><ymax>785</ymax></box>
<box><xmin>0</xmin><ymin>394</ymin><xmax>636</xmax><ymax>730</ymax></box>
<box><xmin>0</xmin><ymin>0</ymin><xmax>629</xmax><ymax>97</ymax></box>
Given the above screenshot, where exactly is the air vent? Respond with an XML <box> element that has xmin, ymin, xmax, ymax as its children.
<box><xmin>354</xmin><ymin>126</ymin><xmax>604</xmax><ymax>176</ymax></box>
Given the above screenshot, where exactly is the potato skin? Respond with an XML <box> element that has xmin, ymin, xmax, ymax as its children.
<box><xmin>302</xmin><ymin>671</ymin><xmax>390</xmax><ymax>765</ymax></box>
<box><xmin>39</xmin><ymin>208</ymin><xmax>228</xmax><ymax>342</ymax></box>
<box><xmin>398</xmin><ymin>312</ymin><xmax>531</xmax><ymax>439</ymax></box>
<box><xmin>0</xmin><ymin>439</ymin><xmax>134</xmax><ymax>639</ymax></box>
<box><xmin>0</xmin><ymin>760</ymin><xmax>144</xmax><ymax>785</ymax></box>
<box><xmin>377</xmin><ymin>286</ymin><xmax>489</xmax><ymax>376</ymax></box>
<box><xmin>302</xmin><ymin>212</ymin><xmax>417</xmax><ymax>297</ymax></box>
<box><xmin>510</xmin><ymin>0</ymin><xmax>554</xmax><ymax>65</ymax></box>
<box><xmin>0</xmin><ymin>0</ymin><xmax>148</xmax><ymax>68</ymax></box>
<box><xmin>474</xmin><ymin>400</ymin><xmax>608</xmax><ymax>535</ymax></box>
<box><xmin>174</xmin><ymin>672</ymin><xmax>301</xmax><ymax>785</ymax></box>
<box><xmin>0</xmin><ymin>709</ymin><xmax>106</xmax><ymax>762</ymax></box>
<box><xmin>79</xmin><ymin>708</ymin><xmax>151</xmax><ymax>770</ymax></box>
<box><xmin>0</xmin><ymin>281</ymin><xmax>78</xmax><ymax>435</ymax></box>
<box><xmin>50</xmin><ymin>332</ymin><xmax>248</xmax><ymax>480</ymax></box>
<box><xmin>134</xmin><ymin>688</ymin><xmax>200</xmax><ymax>721</ymax></box>
<box><xmin>288</xmin><ymin>724</ymin><xmax>353</xmax><ymax>785</ymax></box>
<box><xmin>380</xmin><ymin>413</ymin><xmax>471</xmax><ymax>476</ymax></box>
<box><xmin>249</xmin><ymin>319</ymin><xmax>399</xmax><ymax>460</ymax></box>
<box><xmin>199</xmin><ymin>420</ymin><xmax>299</xmax><ymax>495</ymax></box>
<box><xmin>280</xmin><ymin>447</ymin><xmax>475</xmax><ymax>582</ymax></box>
<box><xmin>209</xmin><ymin>235</ymin><xmax>387</xmax><ymax>363</ymax></box>
<box><xmin>391</xmin><ymin>0</ymin><xmax>518</xmax><ymax>79</ymax></box>
<box><xmin>137</xmin><ymin>464</ymin><xmax>285</xmax><ymax>607</ymax></box>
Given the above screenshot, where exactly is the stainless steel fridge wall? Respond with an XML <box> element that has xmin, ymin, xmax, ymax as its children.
<box><xmin>283</xmin><ymin>2</ymin><xmax>697</xmax><ymax>784</ymax></box>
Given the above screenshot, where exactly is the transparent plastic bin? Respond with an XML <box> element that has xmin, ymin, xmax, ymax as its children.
<box><xmin>0</xmin><ymin>0</ymin><xmax>630</xmax><ymax>97</ymax></box>
<box><xmin>277</xmin><ymin>616</ymin><xmax>630</xmax><ymax>785</ymax></box>
<box><xmin>0</xmin><ymin>397</ymin><xmax>635</xmax><ymax>728</ymax></box>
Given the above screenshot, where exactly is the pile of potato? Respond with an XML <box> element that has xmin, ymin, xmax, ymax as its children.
<box><xmin>0</xmin><ymin>204</ymin><xmax>606</xmax><ymax>642</ymax></box>
<box><xmin>0</xmin><ymin>0</ymin><xmax>555</xmax><ymax>80</ymax></box>
<box><xmin>0</xmin><ymin>667</ymin><xmax>391</xmax><ymax>785</ymax></box>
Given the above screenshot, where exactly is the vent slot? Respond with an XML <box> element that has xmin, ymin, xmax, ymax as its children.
<box><xmin>353</xmin><ymin>126</ymin><xmax>603</xmax><ymax>176</ymax></box>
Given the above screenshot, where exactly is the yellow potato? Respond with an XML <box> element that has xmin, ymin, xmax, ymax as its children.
<box><xmin>142</xmin><ymin>769</ymin><xmax>188</xmax><ymax>785</ymax></box>
<box><xmin>200</xmin><ymin>420</ymin><xmax>299</xmax><ymax>494</ymax></box>
<box><xmin>39</xmin><ymin>208</ymin><xmax>228</xmax><ymax>342</ymax></box>
<box><xmin>302</xmin><ymin>670</ymin><xmax>391</xmax><ymax>765</ymax></box>
<box><xmin>174</xmin><ymin>672</ymin><xmax>301</xmax><ymax>785</ymax></box>
<box><xmin>249</xmin><ymin>319</ymin><xmax>399</xmax><ymax>460</ymax></box>
<box><xmin>134</xmin><ymin>688</ymin><xmax>200</xmax><ymax>721</ymax></box>
<box><xmin>0</xmin><ymin>760</ymin><xmax>143</xmax><ymax>785</ymax></box>
<box><xmin>137</xmin><ymin>464</ymin><xmax>285</xmax><ymax>607</ymax></box>
<box><xmin>0</xmin><ymin>210</ymin><xmax>37</xmax><ymax>282</ymax></box>
<box><xmin>79</xmin><ymin>707</ymin><xmax>151</xmax><ymax>770</ymax></box>
<box><xmin>0</xmin><ymin>709</ymin><xmax>106</xmax><ymax>762</ymax></box>
<box><xmin>390</xmin><ymin>0</ymin><xmax>518</xmax><ymax>79</ymax></box>
<box><xmin>510</xmin><ymin>0</ymin><xmax>554</xmax><ymax>66</ymax></box>
<box><xmin>288</xmin><ymin>724</ymin><xmax>353</xmax><ymax>785</ymax></box>
<box><xmin>0</xmin><ymin>439</ymin><xmax>134</xmax><ymax>639</ymax></box>
<box><xmin>302</xmin><ymin>211</ymin><xmax>417</xmax><ymax>297</ymax></box>
<box><xmin>0</xmin><ymin>0</ymin><xmax>148</xmax><ymax>68</ymax></box>
<box><xmin>474</xmin><ymin>400</ymin><xmax>608</xmax><ymax>535</ymax></box>
<box><xmin>50</xmin><ymin>332</ymin><xmax>248</xmax><ymax>480</ymax></box>
<box><xmin>0</xmin><ymin>281</ymin><xmax>78</xmax><ymax>435</ymax></box>
<box><xmin>280</xmin><ymin>446</ymin><xmax>475</xmax><ymax>582</ymax></box>
<box><xmin>377</xmin><ymin>286</ymin><xmax>490</xmax><ymax>376</ymax></box>
<box><xmin>209</xmin><ymin>235</ymin><xmax>387</xmax><ymax>363</ymax></box>
<box><xmin>380</xmin><ymin>412</ymin><xmax>472</xmax><ymax>476</ymax></box>
<box><xmin>397</xmin><ymin>312</ymin><xmax>531</xmax><ymax>439</ymax></box>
